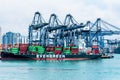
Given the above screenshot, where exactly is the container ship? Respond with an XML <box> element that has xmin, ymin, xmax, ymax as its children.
<box><xmin>1</xmin><ymin>44</ymin><xmax>101</xmax><ymax>60</ymax></box>
<box><xmin>1</xmin><ymin>12</ymin><xmax>103</xmax><ymax>60</ymax></box>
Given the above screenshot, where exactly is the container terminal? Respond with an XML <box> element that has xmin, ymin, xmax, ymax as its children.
<box><xmin>1</xmin><ymin>12</ymin><xmax>120</xmax><ymax>60</ymax></box>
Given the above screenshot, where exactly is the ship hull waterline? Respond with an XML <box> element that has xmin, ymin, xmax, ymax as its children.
<box><xmin>1</xmin><ymin>52</ymin><xmax>101</xmax><ymax>61</ymax></box>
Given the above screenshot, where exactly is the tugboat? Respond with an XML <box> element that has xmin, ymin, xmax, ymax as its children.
<box><xmin>101</xmin><ymin>54</ymin><xmax>114</xmax><ymax>59</ymax></box>
<box><xmin>101</xmin><ymin>48</ymin><xmax>114</xmax><ymax>59</ymax></box>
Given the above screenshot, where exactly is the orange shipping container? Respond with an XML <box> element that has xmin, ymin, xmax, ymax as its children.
<box><xmin>0</xmin><ymin>44</ymin><xmax>2</xmax><ymax>50</ymax></box>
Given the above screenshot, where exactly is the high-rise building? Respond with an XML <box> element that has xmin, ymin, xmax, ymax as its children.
<box><xmin>2</xmin><ymin>32</ymin><xmax>21</xmax><ymax>46</ymax></box>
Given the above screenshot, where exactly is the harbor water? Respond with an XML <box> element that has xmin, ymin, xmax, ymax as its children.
<box><xmin>0</xmin><ymin>54</ymin><xmax>120</xmax><ymax>80</ymax></box>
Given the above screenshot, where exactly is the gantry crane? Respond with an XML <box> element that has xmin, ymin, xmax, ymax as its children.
<box><xmin>28</xmin><ymin>12</ymin><xmax>120</xmax><ymax>49</ymax></box>
<box><xmin>28</xmin><ymin>12</ymin><xmax>48</xmax><ymax>45</ymax></box>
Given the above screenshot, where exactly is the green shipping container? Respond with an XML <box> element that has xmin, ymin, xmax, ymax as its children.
<box><xmin>64</xmin><ymin>47</ymin><xmax>70</xmax><ymax>49</ymax></box>
<box><xmin>71</xmin><ymin>46</ymin><xmax>78</xmax><ymax>48</ymax></box>
<box><xmin>46</xmin><ymin>52</ymin><xmax>54</xmax><ymax>54</ymax></box>
<box><xmin>10</xmin><ymin>48</ymin><xmax>19</xmax><ymax>54</ymax></box>
<box><xmin>55</xmin><ymin>48</ymin><xmax>62</xmax><ymax>50</ymax></box>
<box><xmin>63</xmin><ymin>50</ymin><xmax>71</xmax><ymax>54</ymax></box>
<box><xmin>63</xmin><ymin>46</ymin><xmax>71</xmax><ymax>54</ymax></box>
<box><xmin>36</xmin><ymin>46</ymin><xmax>45</xmax><ymax>54</ymax></box>
<box><xmin>28</xmin><ymin>46</ymin><xmax>36</xmax><ymax>52</ymax></box>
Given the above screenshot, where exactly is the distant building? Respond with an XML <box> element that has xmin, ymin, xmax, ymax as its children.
<box><xmin>2</xmin><ymin>32</ymin><xmax>21</xmax><ymax>46</ymax></box>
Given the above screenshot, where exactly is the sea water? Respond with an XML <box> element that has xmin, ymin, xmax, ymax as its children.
<box><xmin>0</xmin><ymin>54</ymin><xmax>120</xmax><ymax>80</ymax></box>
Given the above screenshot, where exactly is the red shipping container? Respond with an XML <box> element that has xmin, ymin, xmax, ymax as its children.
<box><xmin>71</xmin><ymin>49</ymin><xmax>79</xmax><ymax>54</ymax></box>
<box><xmin>46</xmin><ymin>46</ymin><xmax>54</xmax><ymax>53</ymax></box>
<box><xmin>95</xmin><ymin>49</ymin><xmax>99</xmax><ymax>54</ymax></box>
<box><xmin>30</xmin><ymin>52</ymin><xmax>36</xmax><ymax>54</ymax></box>
<box><xmin>64</xmin><ymin>48</ymin><xmax>70</xmax><ymax>50</ymax></box>
<box><xmin>71</xmin><ymin>47</ymin><xmax>79</xmax><ymax>54</ymax></box>
<box><xmin>56</xmin><ymin>46</ymin><xmax>62</xmax><ymax>48</ymax></box>
<box><xmin>19</xmin><ymin>44</ymin><xmax>28</xmax><ymax>54</ymax></box>
<box><xmin>72</xmin><ymin>52</ymin><xmax>79</xmax><ymax>54</ymax></box>
<box><xmin>54</xmin><ymin>50</ymin><xmax>62</xmax><ymax>54</ymax></box>
<box><xmin>46</xmin><ymin>47</ymin><xmax>50</xmax><ymax>51</ymax></box>
<box><xmin>71</xmin><ymin>48</ymin><xmax>78</xmax><ymax>50</ymax></box>
<box><xmin>50</xmin><ymin>47</ymin><xmax>54</xmax><ymax>51</ymax></box>
<box><xmin>92</xmin><ymin>49</ymin><xmax>99</xmax><ymax>54</ymax></box>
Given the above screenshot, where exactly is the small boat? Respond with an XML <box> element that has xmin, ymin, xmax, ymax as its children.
<box><xmin>101</xmin><ymin>53</ymin><xmax>114</xmax><ymax>59</ymax></box>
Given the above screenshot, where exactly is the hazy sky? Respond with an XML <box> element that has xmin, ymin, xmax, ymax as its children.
<box><xmin>0</xmin><ymin>0</ymin><xmax>120</xmax><ymax>39</ymax></box>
